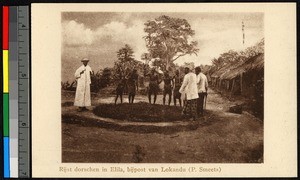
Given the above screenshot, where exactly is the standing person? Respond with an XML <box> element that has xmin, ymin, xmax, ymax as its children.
<box><xmin>127</xmin><ymin>69</ymin><xmax>139</xmax><ymax>103</ymax></box>
<box><xmin>74</xmin><ymin>58</ymin><xmax>93</xmax><ymax>112</ymax></box>
<box><xmin>162</xmin><ymin>71</ymin><xmax>173</xmax><ymax>106</ymax></box>
<box><xmin>195</xmin><ymin>66</ymin><xmax>208</xmax><ymax>117</ymax></box>
<box><xmin>148</xmin><ymin>68</ymin><xmax>161</xmax><ymax>104</ymax></box>
<box><xmin>115</xmin><ymin>77</ymin><xmax>126</xmax><ymax>105</ymax></box>
<box><xmin>173</xmin><ymin>70</ymin><xmax>183</xmax><ymax>107</ymax></box>
<box><xmin>179</xmin><ymin>66</ymin><xmax>199</xmax><ymax>120</ymax></box>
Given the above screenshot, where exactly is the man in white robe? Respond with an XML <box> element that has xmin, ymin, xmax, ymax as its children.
<box><xmin>74</xmin><ymin>58</ymin><xmax>93</xmax><ymax>111</ymax></box>
<box><xmin>179</xmin><ymin>66</ymin><xmax>199</xmax><ymax>120</ymax></box>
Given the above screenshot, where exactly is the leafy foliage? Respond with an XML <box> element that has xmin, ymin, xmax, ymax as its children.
<box><xmin>113</xmin><ymin>44</ymin><xmax>140</xmax><ymax>80</ymax></box>
<box><xmin>90</xmin><ymin>68</ymin><xmax>112</xmax><ymax>92</ymax></box>
<box><xmin>211</xmin><ymin>50</ymin><xmax>240</xmax><ymax>70</ymax></box>
<box><xmin>144</xmin><ymin>15</ymin><xmax>199</xmax><ymax>71</ymax></box>
<box><xmin>211</xmin><ymin>38</ymin><xmax>264</xmax><ymax>70</ymax></box>
<box><xmin>61</xmin><ymin>68</ymin><xmax>112</xmax><ymax>93</ymax></box>
<box><xmin>241</xmin><ymin>38</ymin><xmax>264</xmax><ymax>59</ymax></box>
<box><xmin>61</xmin><ymin>81</ymin><xmax>76</xmax><ymax>91</ymax></box>
<box><xmin>179</xmin><ymin>62</ymin><xmax>195</xmax><ymax>72</ymax></box>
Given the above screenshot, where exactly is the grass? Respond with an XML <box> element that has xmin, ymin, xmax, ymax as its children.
<box><xmin>93</xmin><ymin>102</ymin><xmax>184</xmax><ymax>122</ymax></box>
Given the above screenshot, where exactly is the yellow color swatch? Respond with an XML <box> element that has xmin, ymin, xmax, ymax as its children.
<box><xmin>3</xmin><ymin>50</ymin><xmax>9</xmax><ymax>93</ymax></box>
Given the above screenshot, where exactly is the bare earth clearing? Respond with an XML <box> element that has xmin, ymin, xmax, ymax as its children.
<box><xmin>62</xmin><ymin>88</ymin><xmax>263</xmax><ymax>163</ymax></box>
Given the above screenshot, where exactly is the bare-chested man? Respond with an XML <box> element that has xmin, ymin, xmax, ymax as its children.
<box><xmin>127</xmin><ymin>69</ymin><xmax>139</xmax><ymax>103</ymax></box>
<box><xmin>148</xmin><ymin>68</ymin><xmax>161</xmax><ymax>104</ymax></box>
<box><xmin>163</xmin><ymin>71</ymin><xmax>173</xmax><ymax>106</ymax></box>
<box><xmin>173</xmin><ymin>70</ymin><xmax>183</xmax><ymax>107</ymax></box>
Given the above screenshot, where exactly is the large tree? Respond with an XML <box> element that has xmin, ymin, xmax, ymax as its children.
<box><xmin>144</xmin><ymin>15</ymin><xmax>199</xmax><ymax>71</ymax></box>
<box><xmin>113</xmin><ymin>44</ymin><xmax>139</xmax><ymax>80</ymax></box>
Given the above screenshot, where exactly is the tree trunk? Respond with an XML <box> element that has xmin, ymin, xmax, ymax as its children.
<box><xmin>166</xmin><ymin>61</ymin><xmax>170</xmax><ymax>71</ymax></box>
<box><xmin>164</xmin><ymin>58</ymin><xmax>170</xmax><ymax>72</ymax></box>
<box><xmin>165</xmin><ymin>55</ymin><xmax>172</xmax><ymax>72</ymax></box>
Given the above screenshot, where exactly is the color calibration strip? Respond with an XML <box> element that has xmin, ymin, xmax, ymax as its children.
<box><xmin>3</xmin><ymin>5</ymin><xmax>10</xmax><ymax>178</ymax></box>
<box><xmin>2</xmin><ymin>5</ymin><xmax>30</xmax><ymax>178</ymax></box>
<box><xmin>18</xmin><ymin>6</ymin><xmax>30</xmax><ymax>178</ymax></box>
<box><xmin>9</xmin><ymin>6</ymin><xmax>19</xmax><ymax>178</ymax></box>
<box><xmin>2</xmin><ymin>6</ymin><xmax>28</xmax><ymax>178</ymax></box>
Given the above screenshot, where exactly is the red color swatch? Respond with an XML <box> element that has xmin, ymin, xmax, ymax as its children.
<box><xmin>3</xmin><ymin>6</ymin><xmax>9</xmax><ymax>50</ymax></box>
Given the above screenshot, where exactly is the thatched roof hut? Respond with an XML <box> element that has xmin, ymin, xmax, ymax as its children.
<box><xmin>210</xmin><ymin>53</ymin><xmax>264</xmax><ymax>96</ymax></box>
<box><xmin>209</xmin><ymin>53</ymin><xmax>264</xmax><ymax>119</ymax></box>
<box><xmin>221</xmin><ymin>53</ymin><xmax>264</xmax><ymax>80</ymax></box>
<box><xmin>211</xmin><ymin>63</ymin><xmax>233</xmax><ymax>78</ymax></box>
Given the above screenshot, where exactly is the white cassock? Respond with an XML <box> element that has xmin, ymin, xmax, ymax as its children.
<box><xmin>74</xmin><ymin>65</ymin><xmax>92</xmax><ymax>107</ymax></box>
<box><xmin>179</xmin><ymin>72</ymin><xmax>199</xmax><ymax>100</ymax></box>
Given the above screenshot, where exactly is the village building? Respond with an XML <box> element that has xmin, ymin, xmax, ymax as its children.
<box><xmin>210</xmin><ymin>53</ymin><xmax>264</xmax><ymax>119</ymax></box>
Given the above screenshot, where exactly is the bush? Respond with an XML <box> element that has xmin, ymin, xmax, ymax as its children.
<box><xmin>61</xmin><ymin>81</ymin><xmax>76</xmax><ymax>91</ymax></box>
<box><xmin>91</xmin><ymin>68</ymin><xmax>112</xmax><ymax>93</ymax></box>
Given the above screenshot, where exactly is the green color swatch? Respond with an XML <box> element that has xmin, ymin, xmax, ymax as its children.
<box><xmin>3</xmin><ymin>93</ymin><xmax>9</xmax><ymax>136</ymax></box>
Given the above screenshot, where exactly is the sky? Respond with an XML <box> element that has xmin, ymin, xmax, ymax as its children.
<box><xmin>61</xmin><ymin>12</ymin><xmax>263</xmax><ymax>82</ymax></box>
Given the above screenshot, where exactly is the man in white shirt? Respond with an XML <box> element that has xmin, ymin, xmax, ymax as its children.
<box><xmin>195</xmin><ymin>66</ymin><xmax>208</xmax><ymax>116</ymax></box>
<box><xmin>74</xmin><ymin>58</ymin><xmax>93</xmax><ymax>112</ymax></box>
<box><xmin>179</xmin><ymin>66</ymin><xmax>199</xmax><ymax>120</ymax></box>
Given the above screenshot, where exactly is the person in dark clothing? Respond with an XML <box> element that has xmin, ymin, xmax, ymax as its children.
<box><xmin>163</xmin><ymin>71</ymin><xmax>173</xmax><ymax>106</ymax></box>
<box><xmin>127</xmin><ymin>69</ymin><xmax>138</xmax><ymax>103</ymax></box>
<box><xmin>148</xmin><ymin>68</ymin><xmax>161</xmax><ymax>104</ymax></box>
<box><xmin>195</xmin><ymin>66</ymin><xmax>208</xmax><ymax>117</ymax></box>
<box><xmin>115</xmin><ymin>78</ymin><xmax>126</xmax><ymax>105</ymax></box>
<box><xmin>173</xmin><ymin>70</ymin><xmax>183</xmax><ymax>107</ymax></box>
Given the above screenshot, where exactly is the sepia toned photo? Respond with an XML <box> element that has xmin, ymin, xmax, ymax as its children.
<box><xmin>31</xmin><ymin>3</ymin><xmax>296</xmax><ymax>178</ymax></box>
<box><xmin>61</xmin><ymin>12</ymin><xmax>264</xmax><ymax>163</ymax></box>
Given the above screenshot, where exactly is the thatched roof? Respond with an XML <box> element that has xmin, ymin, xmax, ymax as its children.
<box><xmin>211</xmin><ymin>63</ymin><xmax>231</xmax><ymax>78</ymax></box>
<box><xmin>211</xmin><ymin>60</ymin><xmax>244</xmax><ymax>78</ymax></box>
<box><xmin>211</xmin><ymin>53</ymin><xmax>264</xmax><ymax>80</ymax></box>
<box><xmin>222</xmin><ymin>53</ymin><xmax>264</xmax><ymax>80</ymax></box>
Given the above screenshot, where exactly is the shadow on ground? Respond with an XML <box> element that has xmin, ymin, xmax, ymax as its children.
<box><xmin>61</xmin><ymin>89</ymin><xmax>263</xmax><ymax>163</ymax></box>
<box><xmin>62</xmin><ymin>109</ymin><xmax>219</xmax><ymax>135</ymax></box>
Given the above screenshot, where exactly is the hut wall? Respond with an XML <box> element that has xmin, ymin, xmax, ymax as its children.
<box><xmin>254</xmin><ymin>69</ymin><xmax>264</xmax><ymax>119</ymax></box>
<box><xmin>241</xmin><ymin>69</ymin><xmax>263</xmax><ymax>98</ymax></box>
<box><xmin>241</xmin><ymin>68</ymin><xmax>264</xmax><ymax>119</ymax></box>
<box><xmin>226</xmin><ymin>80</ymin><xmax>230</xmax><ymax>90</ymax></box>
<box><xmin>241</xmin><ymin>72</ymin><xmax>254</xmax><ymax>97</ymax></box>
<box><xmin>232</xmin><ymin>76</ymin><xmax>241</xmax><ymax>95</ymax></box>
<box><xmin>211</xmin><ymin>77</ymin><xmax>217</xmax><ymax>87</ymax></box>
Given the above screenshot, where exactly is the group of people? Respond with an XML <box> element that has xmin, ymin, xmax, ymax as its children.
<box><xmin>115</xmin><ymin>69</ymin><xmax>138</xmax><ymax>104</ymax></box>
<box><xmin>147</xmin><ymin>68</ymin><xmax>182</xmax><ymax>106</ymax></box>
<box><xmin>180</xmin><ymin>66</ymin><xmax>208</xmax><ymax>120</ymax></box>
<box><xmin>73</xmin><ymin>58</ymin><xmax>209</xmax><ymax>120</ymax></box>
<box><xmin>146</xmin><ymin>66</ymin><xmax>208</xmax><ymax>120</ymax></box>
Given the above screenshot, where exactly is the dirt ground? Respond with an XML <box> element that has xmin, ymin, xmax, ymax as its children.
<box><xmin>62</xmin><ymin>88</ymin><xmax>263</xmax><ymax>163</ymax></box>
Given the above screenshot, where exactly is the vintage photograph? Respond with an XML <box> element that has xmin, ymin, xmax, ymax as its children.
<box><xmin>61</xmin><ymin>12</ymin><xmax>264</xmax><ymax>163</ymax></box>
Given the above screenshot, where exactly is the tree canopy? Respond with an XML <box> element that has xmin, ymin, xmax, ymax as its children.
<box><xmin>117</xmin><ymin>44</ymin><xmax>135</xmax><ymax>63</ymax></box>
<box><xmin>211</xmin><ymin>38</ymin><xmax>264</xmax><ymax>71</ymax></box>
<box><xmin>113</xmin><ymin>44</ymin><xmax>147</xmax><ymax>81</ymax></box>
<box><xmin>113</xmin><ymin>44</ymin><xmax>139</xmax><ymax>80</ymax></box>
<box><xmin>144</xmin><ymin>15</ymin><xmax>199</xmax><ymax>71</ymax></box>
